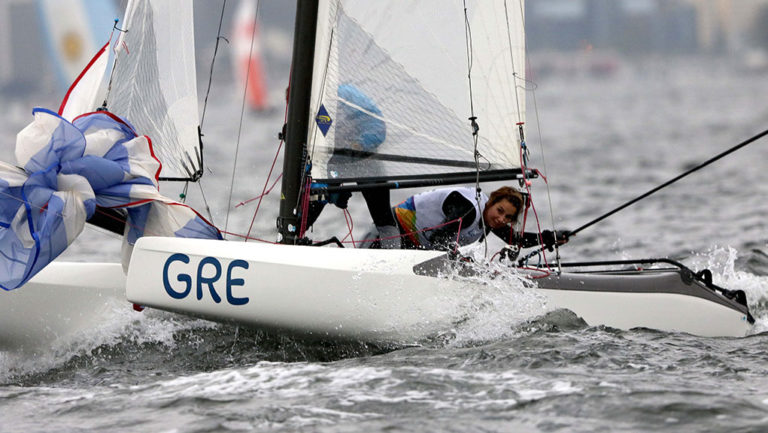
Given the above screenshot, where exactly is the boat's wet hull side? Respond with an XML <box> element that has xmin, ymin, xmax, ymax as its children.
<box><xmin>126</xmin><ymin>237</ymin><xmax>753</xmax><ymax>341</ymax></box>
<box><xmin>0</xmin><ymin>262</ymin><xmax>126</xmax><ymax>351</ymax></box>
<box><xmin>537</xmin><ymin>271</ymin><xmax>751</xmax><ymax>337</ymax></box>
<box><xmin>127</xmin><ymin>237</ymin><xmax>474</xmax><ymax>344</ymax></box>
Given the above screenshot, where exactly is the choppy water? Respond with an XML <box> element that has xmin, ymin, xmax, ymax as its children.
<box><xmin>2</xmin><ymin>55</ymin><xmax>768</xmax><ymax>432</ymax></box>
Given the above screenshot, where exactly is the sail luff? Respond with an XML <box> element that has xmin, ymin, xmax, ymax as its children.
<box><xmin>277</xmin><ymin>0</ymin><xmax>320</xmax><ymax>244</ymax></box>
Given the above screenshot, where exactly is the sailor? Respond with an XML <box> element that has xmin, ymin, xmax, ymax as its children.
<box><xmin>364</xmin><ymin>186</ymin><xmax>570</xmax><ymax>251</ymax></box>
<box><xmin>306</xmin><ymin>83</ymin><xmax>401</xmax><ymax>247</ymax></box>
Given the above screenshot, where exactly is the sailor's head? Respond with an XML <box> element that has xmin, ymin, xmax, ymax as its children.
<box><xmin>483</xmin><ymin>186</ymin><xmax>523</xmax><ymax>229</ymax></box>
<box><xmin>338</xmin><ymin>83</ymin><xmax>386</xmax><ymax>151</ymax></box>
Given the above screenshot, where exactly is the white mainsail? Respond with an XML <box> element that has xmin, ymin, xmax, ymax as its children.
<box><xmin>308</xmin><ymin>0</ymin><xmax>526</xmax><ymax>182</ymax></box>
<box><xmin>108</xmin><ymin>0</ymin><xmax>201</xmax><ymax>180</ymax></box>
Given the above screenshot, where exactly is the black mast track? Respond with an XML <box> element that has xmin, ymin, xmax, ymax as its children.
<box><xmin>277</xmin><ymin>0</ymin><xmax>319</xmax><ymax>244</ymax></box>
<box><xmin>310</xmin><ymin>168</ymin><xmax>537</xmax><ymax>193</ymax></box>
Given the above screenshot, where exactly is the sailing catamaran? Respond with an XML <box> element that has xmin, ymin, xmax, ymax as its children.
<box><xmin>0</xmin><ymin>0</ymin><xmax>754</xmax><ymax>351</ymax></box>
<box><xmin>124</xmin><ymin>0</ymin><xmax>753</xmax><ymax>340</ymax></box>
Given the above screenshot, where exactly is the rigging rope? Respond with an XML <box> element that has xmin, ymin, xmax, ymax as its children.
<box><xmin>529</xmin><ymin>84</ymin><xmax>562</xmax><ymax>268</ymax></box>
<box><xmin>461</xmin><ymin>0</ymin><xmax>556</xmax><ymax>263</ymax></box>
<box><xmin>244</xmin><ymin>110</ymin><xmax>287</xmax><ymax>242</ymax></box>
<box><xmin>325</xmin><ymin>216</ymin><xmax>470</xmax><ymax>249</ymax></box>
<box><xmin>103</xmin><ymin>20</ymin><xmax>125</xmax><ymax>107</ymax></box>
<box><xmin>187</xmin><ymin>0</ymin><xmax>229</xmax><ymax>228</ymax></box>
<box><xmin>462</xmin><ymin>0</ymin><xmax>487</xmax><ymax>257</ymax></box>
<box><xmin>505</xmin><ymin>0</ymin><xmax>561</xmax><ymax>269</ymax></box>
<box><xmin>199</xmin><ymin>0</ymin><xmax>228</xmax><ymax>130</ymax></box>
<box><xmin>342</xmin><ymin>208</ymin><xmax>356</xmax><ymax>247</ymax></box>
<box><xmin>226</xmin><ymin>0</ymin><xmax>262</xmax><ymax>238</ymax></box>
<box><xmin>194</xmin><ymin>180</ymin><xmax>215</xmax><ymax>223</ymax></box>
<box><xmin>243</xmin><ymin>60</ymin><xmax>292</xmax><ymax>241</ymax></box>
<box><xmin>516</xmin><ymin>127</ymin><xmax>768</xmax><ymax>265</ymax></box>
<box><xmin>295</xmin><ymin>20</ymin><xmax>337</xmax><ymax>241</ymax></box>
<box><xmin>235</xmin><ymin>173</ymin><xmax>283</xmax><ymax>208</ymax></box>
<box><xmin>503</xmin><ymin>0</ymin><xmax>525</xmax><ymax>128</ymax></box>
<box><xmin>568</xmin><ymin>127</ymin><xmax>768</xmax><ymax>239</ymax></box>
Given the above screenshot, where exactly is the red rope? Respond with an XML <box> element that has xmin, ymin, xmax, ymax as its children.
<box><xmin>244</xmin><ymin>84</ymin><xmax>290</xmax><ymax>242</ymax></box>
<box><xmin>341</xmin><ymin>217</ymin><xmax>464</xmax><ymax>247</ymax></box>
<box><xmin>454</xmin><ymin>217</ymin><xmax>464</xmax><ymax>255</ymax></box>
<box><xmin>218</xmin><ymin>230</ymin><xmax>279</xmax><ymax>244</ymax></box>
<box><xmin>518</xmin><ymin>266</ymin><xmax>552</xmax><ymax>278</ymax></box>
<box><xmin>341</xmin><ymin>208</ymin><xmax>356</xmax><ymax>247</ymax></box>
<box><xmin>298</xmin><ymin>176</ymin><xmax>312</xmax><ymax>238</ymax></box>
<box><xmin>515</xmin><ymin>130</ymin><xmax>552</xmax><ymax>270</ymax></box>
<box><xmin>235</xmin><ymin>173</ymin><xmax>283</xmax><ymax>208</ymax></box>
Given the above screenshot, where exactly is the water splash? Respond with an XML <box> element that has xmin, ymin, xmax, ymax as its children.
<box><xmin>0</xmin><ymin>304</ymin><xmax>218</xmax><ymax>384</ymax></box>
<box><xmin>437</xmin><ymin>245</ymin><xmax>553</xmax><ymax>346</ymax></box>
<box><xmin>689</xmin><ymin>245</ymin><xmax>768</xmax><ymax>334</ymax></box>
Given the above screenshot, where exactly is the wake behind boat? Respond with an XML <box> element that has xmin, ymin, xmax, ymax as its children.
<box><xmin>0</xmin><ymin>0</ymin><xmax>758</xmax><ymax>351</ymax></box>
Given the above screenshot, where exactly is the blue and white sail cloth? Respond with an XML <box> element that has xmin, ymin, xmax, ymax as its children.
<box><xmin>0</xmin><ymin>108</ymin><xmax>221</xmax><ymax>291</ymax></box>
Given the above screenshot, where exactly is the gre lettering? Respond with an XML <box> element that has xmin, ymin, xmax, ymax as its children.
<box><xmin>163</xmin><ymin>254</ymin><xmax>250</xmax><ymax>305</ymax></box>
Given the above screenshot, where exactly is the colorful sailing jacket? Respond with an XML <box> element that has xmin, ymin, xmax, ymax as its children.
<box><xmin>393</xmin><ymin>187</ymin><xmax>489</xmax><ymax>249</ymax></box>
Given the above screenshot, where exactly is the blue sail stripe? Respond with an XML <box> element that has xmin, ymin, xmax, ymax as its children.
<box><xmin>18</xmin><ymin>182</ymin><xmax>42</xmax><ymax>288</ymax></box>
<box><xmin>0</xmin><ymin>108</ymin><xmax>221</xmax><ymax>290</ymax></box>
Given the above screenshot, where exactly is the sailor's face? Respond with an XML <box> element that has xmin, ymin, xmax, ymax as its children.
<box><xmin>484</xmin><ymin>199</ymin><xmax>517</xmax><ymax>229</ymax></box>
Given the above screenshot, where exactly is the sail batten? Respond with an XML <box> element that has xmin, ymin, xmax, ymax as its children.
<box><xmin>107</xmin><ymin>0</ymin><xmax>201</xmax><ymax>181</ymax></box>
<box><xmin>307</xmin><ymin>0</ymin><xmax>526</xmax><ymax>184</ymax></box>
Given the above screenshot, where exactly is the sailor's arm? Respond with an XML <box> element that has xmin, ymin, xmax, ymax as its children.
<box><xmin>491</xmin><ymin>226</ymin><xmax>571</xmax><ymax>250</ymax></box>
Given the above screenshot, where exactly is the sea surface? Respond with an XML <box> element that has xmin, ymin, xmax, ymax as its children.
<box><xmin>2</xmin><ymin>55</ymin><xmax>768</xmax><ymax>432</ymax></box>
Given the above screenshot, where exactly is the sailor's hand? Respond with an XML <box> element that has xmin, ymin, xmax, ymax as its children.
<box><xmin>541</xmin><ymin>229</ymin><xmax>571</xmax><ymax>251</ymax></box>
<box><xmin>329</xmin><ymin>191</ymin><xmax>352</xmax><ymax>209</ymax></box>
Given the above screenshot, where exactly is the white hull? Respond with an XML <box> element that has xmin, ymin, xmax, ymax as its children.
<box><xmin>536</xmin><ymin>273</ymin><xmax>751</xmax><ymax>337</ymax></box>
<box><xmin>127</xmin><ymin>238</ymin><xmax>472</xmax><ymax>343</ymax></box>
<box><xmin>1</xmin><ymin>238</ymin><xmax>749</xmax><ymax>351</ymax></box>
<box><xmin>125</xmin><ymin>237</ymin><xmax>752</xmax><ymax>342</ymax></box>
<box><xmin>0</xmin><ymin>262</ymin><xmax>126</xmax><ymax>351</ymax></box>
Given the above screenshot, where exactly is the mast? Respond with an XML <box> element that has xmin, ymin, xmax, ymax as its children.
<box><xmin>277</xmin><ymin>0</ymin><xmax>319</xmax><ymax>244</ymax></box>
